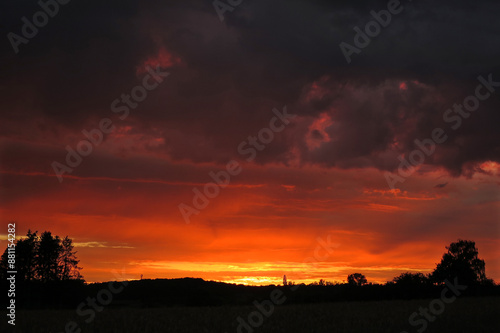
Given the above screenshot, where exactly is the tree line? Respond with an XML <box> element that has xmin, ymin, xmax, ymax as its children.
<box><xmin>324</xmin><ymin>240</ymin><xmax>494</xmax><ymax>288</ymax></box>
<box><xmin>0</xmin><ymin>230</ymin><xmax>83</xmax><ymax>282</ymax></box>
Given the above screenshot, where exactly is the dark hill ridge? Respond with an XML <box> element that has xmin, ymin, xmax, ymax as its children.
<box><xmin>3</xmin><ymin>277</ymin><xmax>499</xmax><ymax>310</ymax></box>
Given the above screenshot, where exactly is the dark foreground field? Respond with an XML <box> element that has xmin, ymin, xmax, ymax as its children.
<box><xmin>8</xmin><ymin>296</ymin><xmax>500</xmax><ymax>333</ymax></box>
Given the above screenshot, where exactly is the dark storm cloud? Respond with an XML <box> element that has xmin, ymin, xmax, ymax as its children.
<box><xmin>1</xmin><ymin>0</ymin><xmax>499</xmax><ymax>177</ymax></box>
<box><xmin>294</xmin><ymin>75</ymin><xmax>500</xmax><ymax>175</ymax></box>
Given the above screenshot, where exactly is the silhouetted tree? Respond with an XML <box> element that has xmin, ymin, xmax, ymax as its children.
<box><xmin>58</xmin><ymin>236</ymin><xmax>82</xmax><ymax>280</ymax></box>
<box><xmin>0</xmin><ymin>230</ymin><xmax>38</xmax><ymax>281</ymax></box>
<box><xmin>36</xmin><ymin>231</ymin><xmax>62</xmax><ymax>282</ymax></box>
<box><xmin>431</xmin><ymin>239</ymin><xmax>487</xmax><ymax>286</ymax></box>
<box><xmin>347</xmin><ymin>273</ymin><xmax>367</xmax><ymax>286</ymax></box>
<box><xmin>17</xmin><ymin>230</ymin><xmax>39</xmax><ymax>281</ymax></box>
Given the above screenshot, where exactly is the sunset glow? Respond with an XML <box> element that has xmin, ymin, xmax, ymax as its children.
<box><xmin>1</xmin><ymin>0</ymin><xmax>499</xmax><ymax>289</ymax></box>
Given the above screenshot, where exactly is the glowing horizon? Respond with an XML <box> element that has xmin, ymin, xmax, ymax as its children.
<box><xmin>1</xmin><ymin>1</ymin><xmax>499</xmax><ymax>292</ymax></box>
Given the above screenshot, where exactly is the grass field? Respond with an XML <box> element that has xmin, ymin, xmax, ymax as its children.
<box><xmin>7</xmin><ymin>296</ymin><xmax>500</xmax><ymax>333</ymax></box>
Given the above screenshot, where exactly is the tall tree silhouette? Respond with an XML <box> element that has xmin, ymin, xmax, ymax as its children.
<box><xmin>16</xmin><ymin>230</ymin><xmax>38</xmax><ymax>281</ymax></box>
<box><xmin>36</xmin><ymin>231</ymin><xmax>61</xmax><ymax>282</ymax></box>
<box><xmin>431</xmin><ymin>239</ymin><xmax>487</xmax><ymax>286</ymax></box>
<box><xmin>58</xmin><ymin>236</ymin><xmax>82</xmax><ymax>280</ymax></box>
<box><xmin>0</xmin><ymin>230</ymin><xmax>39</xmax><ymax>281</ymax></box>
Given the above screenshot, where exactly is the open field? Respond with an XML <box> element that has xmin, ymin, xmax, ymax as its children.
<box><xmin>6</xmin><ymin>296</ymin><xmax>500</xmax><ymax>333</ymax></box>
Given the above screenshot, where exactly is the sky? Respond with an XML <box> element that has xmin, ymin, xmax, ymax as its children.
<box><xmin>0</xmin><ymin>0</ymin><xmax>499</xmax><ymax>285</ymax></box>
